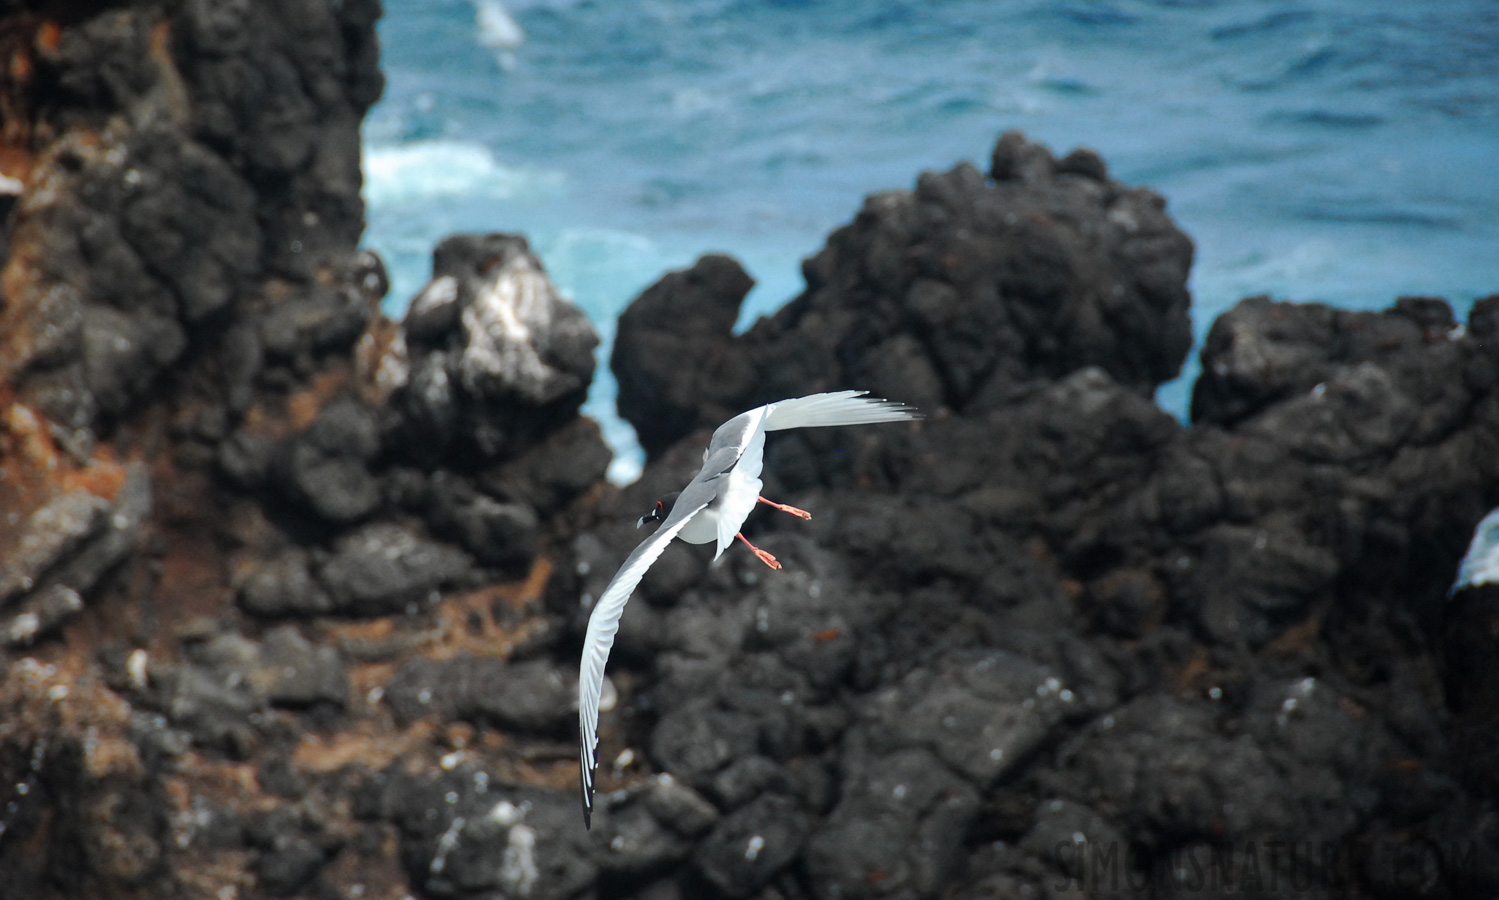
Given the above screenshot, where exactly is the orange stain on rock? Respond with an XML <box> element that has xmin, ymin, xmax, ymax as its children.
<box><xmin>5</xmin><ymin>401</ymin><xmax>60</xmax><ymax>472</ymax></box>
<box><xmin>59</xmin><ymin>453</ymin><xmax>128</xmax><ymax>503</ymax></box>
<box><xmin>492</xmin><ymin>555</ymin><xmax>553</xmax><ymax>610</ymax></box>
<box><xmin>166</xmin><ymin>757</ymin><xmax>267</xmax><ymax>811</ymax></box>
<box><xmin>424</xmin><ymin>557</ymin><xmax>554</xmax><ymax>661</ymax></box>
<box><xmin>8</xmin><ymin>47</ymin><xmax>29</xmax><ymax>81</ymax></box>
<box><xmin>1264</xmin><ymin>615</ymin><xmax>1320</xmax><ymax>658</ymax></box>
<box><xmin>1</xmin><ymin>403</ymin><xmax>134</xmax><ymax>562</ymax></box>
<box><xmin>1171</xmin><ymin>647</ymin><xmax>1211</xmax><ymax>694</ymax></box>
<box><xmin>291</xmin><ymin>720</ymin><xmax>435</xmax><ymax>774</ymax></box>
<box><xmin>35</xmin><ymin>21</ymin><xmax>62</xmax><ymax>53</ymax></box>
<box><xmin>146</xmin><ymin>20</ymin><xmax>189</xmax><ymax>123</ymax></box>
<box><xmin>320</xmin><ymin>558</ymin><xmax>557</xmax><ymax>665</ymax></box>
<box><xmin>236</xmin><ymin>366</ymin><xmax>351</xmax><ymax>441</ymax></box>
<box><xmin>319</xmin><ymin>835</ymin><xmax>407</xmax><ymax>900</ymax></box>
<box><xmin>0</xmin><ymin>145</ymin><xmax>31</xmax><ymax>189</ymax></box>
<box><xmin>286</xmin><ymin>368</ymin><xmax>351</xmax><ymax>432</ymax></box>
<box><xmin>0</xmin><ymin>256</ymin><xmax>32</xmax><ymax>323</ymax></box>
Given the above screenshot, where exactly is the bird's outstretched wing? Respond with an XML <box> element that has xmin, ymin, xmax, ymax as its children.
<box><xmin>763</xmin><ymin>390</ymin><xmax>918</xmax><ymax>431</ymax></box>
<box><xmin>578</xmin><ymin>477</ymin><xmax>717</xmax><ymax>829</ymax></box>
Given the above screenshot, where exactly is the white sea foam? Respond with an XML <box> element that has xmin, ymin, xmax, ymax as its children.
<box><xmin>538</xmin><ymin>228</ymin><xmax>663</xmax><ymax>320</ymax></box>
<box><xmin>474</xmin><ymin>0</ymin><xmax>525</xmax><ymax>50</ymax></box>
<box><xmin>362</xmin><ymin>140</ymin><xmax>562</xmax><ymax>209</ymax></box>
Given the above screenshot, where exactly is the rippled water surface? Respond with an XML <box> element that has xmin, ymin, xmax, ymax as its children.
<box><xmin>365</xmin><ymin>0</ymin><xmax>1499</xmax><ymax>478</ymax></box>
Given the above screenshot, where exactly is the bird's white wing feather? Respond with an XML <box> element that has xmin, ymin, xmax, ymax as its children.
<box><xmin>578</xmin><ymin>496</ymin><xmax>709</xmax><ymax>828</ymax></box>
<box><xmin>762</xmin><ymin>390</ymin><xmax>919</xmax><ymax>431</ymax></box>
<box><xmin>714</xmin><ymin>408</ymin><xmax>768</xmax><ymax>559</ymax></box>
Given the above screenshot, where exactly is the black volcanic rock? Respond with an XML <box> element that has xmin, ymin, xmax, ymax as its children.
<box><xmin>271</xmin><ymin>397</ymin><xmax>383</xmax><ymax>523</ymax></box>
<box><xmin>1191</xmin><ymin>293</ymin><xmax>1471</xmax><ymax>432</ymax></box>
<box><xmin>591</xmin><ymin>773</ymin><xmax>718</xmax><ymax>878</ymax></box>
<box><xmin>384</xmin><ymin>233</ymin><xmax>600</xmax><ymax>466</ymax></box>
<box><xmin>612</xmin><ymin>130</ymin><xmax>1194</xmax><ymax>457</ymax></box>
<box><xmin>424</xmin><ymin>472</ymin><xmax>541</xmax><ymax>571</ymax></box>
<box><xmin>4</xmin><ymin>25</ymin><xmax>1499</xmax><ymax>896</ymax></box>
<box><xmin>369</xmin><ymin>771</ymin><xmax>597</xmax><ymax>899</ymax></box>
<box><xmin>572</xmin><ymin>134</ymin><xmax>1499</xmax><ymax>898</ymax></box>
<box><xmin>0</xmin><ymin>0</ymin><xmax>382</xmax><ymax>434</ymax></box>
<box><xmin>611</xmin><ymin>254</ymin><xmax>758</xmax><ymax>456</ymax></box>
<box><xmin>384</xmin><ymin>655</ymin><xmax>574</xmax><ymax>736</ymax></box>
<box><xmin>239</xmin><ymin>546</ymin><xmax>332</xmax><ymax>617</ymax></box>
<box><xmin>479</xmin><ymin>416</ymin><xmax>614</xmax><ymax>518</ymax></box>
<box><xmin>1444</xmin><ymin>582</ymin><xmax>1499</xmax><ymax>801</ymax></box>
<box><xmin>318</xmin><ymin>522</ymin><xmax>474</xmax><ymax>616</ymax></box>
<box><xmin>805</xmin><ymin>747</ymin><xmax>978</xmax><ymax>899</ymax></box>
<box><xmin>693</xmin><ymin>793</ymin><xmax>810</xmax><ymax>897</ymax></box>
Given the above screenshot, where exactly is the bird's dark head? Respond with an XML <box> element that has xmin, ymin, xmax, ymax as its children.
<box><xmin>637</xmin><ymin>491</ymin><xmax>681</xmax><ymax>529</ymax></box>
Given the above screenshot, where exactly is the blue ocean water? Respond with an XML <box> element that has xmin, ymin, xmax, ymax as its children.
<box><xmin>363</xmin><ymin>0</ymin><xmax>1499</xmax><ymax>481</ymax></box>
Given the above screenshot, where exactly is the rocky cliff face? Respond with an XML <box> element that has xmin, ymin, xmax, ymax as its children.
<box><xmin>1</xmin><ymin>4</ymin><xmax>1496</xmax><ymax>900</ymax></box>
<box><xmin>603</xmin><ymin>137</ymin><xmax>1499</xmax><ymax>899</ymax></box>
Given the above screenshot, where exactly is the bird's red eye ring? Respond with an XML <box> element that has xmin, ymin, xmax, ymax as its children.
<box><xmin>656</xmin><ymin>501</ymin><xmax>663</xmax><ymax>510</ymax></box>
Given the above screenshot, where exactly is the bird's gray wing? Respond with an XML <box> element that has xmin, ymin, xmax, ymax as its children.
<box><xmin>578</xmin><ymin>466</ymin><xmax>726</xmax><ymax>828</ymax></box>
<box><xmin>706</xmin><ymin>406</ymin><xmax>761</xmax><ymax>453</ymax></box>
<box><xmin>762</xmin><ymin>390</ymin><xmax>919</xmax><ymax>431</ymax></box>
<box><xmin>1454</xmin><ymin>507</ymin><xmax>1499</xmax><ymax>594</ymax></box>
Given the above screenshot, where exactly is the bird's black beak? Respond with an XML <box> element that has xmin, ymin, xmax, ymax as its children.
<box><xmin>637</xmin><ymin>498</ymin><xmax>668</xmax><ymax>529</ymax></box>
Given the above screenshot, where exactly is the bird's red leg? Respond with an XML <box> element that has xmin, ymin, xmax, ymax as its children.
<box><xmin>757</xmin><ymin>496</ymin><xmax>811</xmax><ymax>519</ymax></box>
<box><xmin>736</xmin><ymin>532</ymin><xmax>782</xmax><ymax>569</ymax></box>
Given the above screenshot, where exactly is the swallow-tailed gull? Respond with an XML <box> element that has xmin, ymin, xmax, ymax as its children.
<box><xmin>578</xmin><ymin>390</ymin><xmax>918</xmax><ymax>827</ymax></box>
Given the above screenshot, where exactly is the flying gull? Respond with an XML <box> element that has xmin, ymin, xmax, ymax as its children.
<box><xmin>578</xmin><ymin>390</ymin><xmax>918</xmax><ymax>827</ymax></box>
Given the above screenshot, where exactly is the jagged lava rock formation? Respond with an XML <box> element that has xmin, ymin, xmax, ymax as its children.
<box><xmin>1</xmin><ymin>2</ymin><xmax>593</xmax><ymax>898</ymax></box>
<box><xmin>600</xmin><ymin>134</ymin><xmax>1499</xmax><ymax>898</ymax></box>
<box><xmin>1</xmin><ymin>4</ymin><xmax>1497</xmax><ymax>899</ymax></box>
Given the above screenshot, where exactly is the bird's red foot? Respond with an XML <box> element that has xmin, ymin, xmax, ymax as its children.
<box><xmin>736</xmin><ymin>532</ymin><xmax>782</xmax><ymax>569</ymax></box>
<box><xmin>757</xmin><ymin>496</ymin><xmax>811</xmax><ymax>519</ymax></box>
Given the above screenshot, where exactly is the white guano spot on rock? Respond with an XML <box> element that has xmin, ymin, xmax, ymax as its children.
<box><xmin>127</xmin><ymin>649</ymin><xmax>149</xmax><ymax>689</ymax></box>
<box><xmin>502</xmin><ymin>824</ymin><xmax>539</xmax><ymax>895</ymax></box>
<box><xmin>8</xmin><ymin>614</ymin><xmax>40</xmax><ymax>644</ymax></box>
<box><xmin>376</xmin><ymin>332</ymin><xmax>411</xmax><ymax>392</ymax></box>
<box><xmin>458</xmin><ymin>254</ymin><xmax>587</xmax><ymax>405</ymax></box>
<box><xmin>489</xmin><ymin>800</ymin><xmax>523</xmax><ymax>826</ymax></box>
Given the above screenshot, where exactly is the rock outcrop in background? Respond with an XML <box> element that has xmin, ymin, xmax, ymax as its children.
<box><xmin>1</xmin><ymin>3</ymin><xmax>1496</xmax><ymax>899</ymax></box>
<box><xmin>601</xmin><ymin>137</ymin><xmax>1499</xmax><ymax>899</ymax></box>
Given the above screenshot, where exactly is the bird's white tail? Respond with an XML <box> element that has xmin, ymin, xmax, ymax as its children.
<box><xmin>762</xmin><ymin>391</ymin><xmax>919</xmax><ymax>432</ymax></box>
